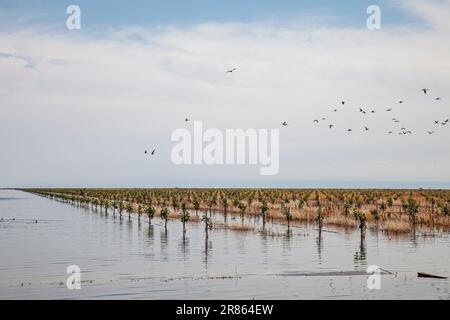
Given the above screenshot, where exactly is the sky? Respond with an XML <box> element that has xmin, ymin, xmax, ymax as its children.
<box><xmin>1</xmin><ymin>0</ymin><xmax>450</xmax><ymax>188</ymax></box>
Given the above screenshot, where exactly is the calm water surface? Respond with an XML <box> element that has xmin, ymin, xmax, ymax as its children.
<box><xmin>0</xmin><ymin>190</ymin><xmax>449</xmax><ymax>299</ymax></box>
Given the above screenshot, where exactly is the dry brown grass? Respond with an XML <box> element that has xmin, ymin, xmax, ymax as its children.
<box><xmin>225</xmin><ymin>223</ymin><xmax>254</xmax><ymax>232</ymax></box>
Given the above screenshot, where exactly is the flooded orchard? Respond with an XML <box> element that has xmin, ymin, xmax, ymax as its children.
<box><xmin>0</xmin><ymin>189</ymin><xmax>449</xmax><ymax>299</ymax></box>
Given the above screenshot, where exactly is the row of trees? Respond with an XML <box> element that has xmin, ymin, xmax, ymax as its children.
<box><xmin>23</xmin><ymin>188</ymin><xmax>450</xmax><ymax>233</ymax></box>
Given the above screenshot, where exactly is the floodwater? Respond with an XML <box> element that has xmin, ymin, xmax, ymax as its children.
<box><xmin>0</xmin><ymin>189</ymin><xmax>449</xmax><ymax>300</ymax></box>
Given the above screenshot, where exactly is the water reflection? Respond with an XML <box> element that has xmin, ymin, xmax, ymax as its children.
<box><xmin>1</xmin><ymin>190</ymin><xmax>450</xmax><ymax>300</ymax></box>
<box><xmin>316</xmin><ymin>226</ymin><xmax>323</xmax><ymax>264</ymax></box>
<box><xmin>203</xmin><ymin>236</ymin><xmax>212</xmax><ymax>267</ymax></box>
<box><xmin>354</xmin><ymin>231</ymin><xmax>367</xmax><ymax>267</ymax></box>
<box><xmin>147</xmin><ymin>225</ymin><xmax>154</xmax><ymax>243</ymax></box>
<box><xmin>179</xmin><ymin>235</ymin><xmax>190</xmax><ymax>258</ymax></box>
<box><xmin>160</xmin><ymin>229</ymin><xmax>169</xmax><ymax>262</ymax></box>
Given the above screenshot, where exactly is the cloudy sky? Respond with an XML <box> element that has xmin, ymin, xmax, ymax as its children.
<box><xmin>1</xmin><ymin>0</ymin><xmax>449</xmax><ymax>188</ymax></box>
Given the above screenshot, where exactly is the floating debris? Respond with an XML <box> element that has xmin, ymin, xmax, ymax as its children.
<box><xmin>417</xmin><ymin>272</ymin><xmax>447</xmax><ymax>279</ymax></box>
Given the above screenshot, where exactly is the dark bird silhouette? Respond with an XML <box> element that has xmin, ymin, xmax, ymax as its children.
<box><xmin>226</xmin><ymin>68</ymin><xmax>236</xmax><ymax>73</ymax></box>
<box><xmin>359</xmin><ymin>108</ymin><xmax>364</xmax><ymax>113</ymax></box>
<box><xmin>428</xmin><ymin>131</ymin><xmax>435</xmax><ymax>134</ymax></box>
<box><xmin>371</xmin><ymin>110</ymin><xmax>375</xmax><ymax>113</ymax></box>
<box><xmin>313</xmin><ymin>119</ymin><xmax>319</xmax><ymax>123</ymax></box>
<box><xmin>334</xmin><ymin>109</ymin><xmax>338</xmax><ymax>112</ymax></box>
<box><xmin>443</xmin><ymin>122</ymin><xmax>448</xmax><ymax>126</ymax></box>
<box><xmin>422</xmin><ymin>88</ymin><xmax>429</xmax><ymax>94</ymax></box>
<box><xmin>388</xmin><ymin>131</ymin><xmax>393</xmax><ymax>134</ymax></box>
<box><xmin>434</xmin><ymin>120</ymin><xmax>439</xmax><ymax>124</ymax></box>
<box><xmin>398</xmin><ymin>100</ymin><xmax>403</xmax><ymax>104</ymax></box>
<box><xmin>144</xmin><ymin>150</ymin><xmax>148</xmax><ymax>154</ymax></box>
<box><xmin>185</xmin><ymin>118</ymin><xmax>189</xmax><ymax>122</ymax></box>
<box><xmin>282</xmin><ymin>121</ymin><xmax>288</xmax><ymax>126</ymax></box>
<box><xmin>151</xmin><ymin>149</ymin><xmax>156</xmax><ymax>155</ymax></box>
<box><xmin>341</xmin><ymin>101</ymin><xmax>345</xmax><ymax>105</ymax></box>
<box><xmin>386</xmin><ymin>108</ymin><xmax>392</xmax><ymax>111</ymax></box>
<box><xmin>347</xmin><ymin>129</ymin><xmax>352</xmax><ymax>132</ymax></box>
<box><xmin>435</xmin><ymin>97</ymin><xmax>441</xmax><ymax>100</ymax></box>
<box><xmin>322</xmin><ymin>117</ymin><xmax>326</xmax><ymax>121</ymax></box>
<box><xmin>445</xmin><ymin>119</ymin><xmax>449</xmax><ymax>123</ymax></box>
<box><xmin>329</xmin><ymin>124</ymin><xmax>334</xmax><ymax>129</ymax></box>
<box><xmin>364</xmin><ymin>127</ymin><xmax>369</xmax><ymax>131</ymax></box>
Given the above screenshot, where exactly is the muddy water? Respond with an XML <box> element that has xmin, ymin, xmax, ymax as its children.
<box><xmin>0</xmin><ymin>190</ymin><xmax>449</xmax><ymax>299</ymax></box>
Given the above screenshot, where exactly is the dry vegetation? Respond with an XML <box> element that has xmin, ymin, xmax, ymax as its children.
<box><xmin>23</xmin><ymin>188</ymin><xmax>450</xmax><ymax>233</ymax></box>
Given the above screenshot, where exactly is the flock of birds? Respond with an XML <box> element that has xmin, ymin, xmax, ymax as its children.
<box><xmin>282</xmin><ymin>88</ymin><xmax>447</xmax><ymax>136</ymax></box>
<box><xmin>145</xmin><ymin>68</ymin><xmax>448</xmax><ymax>156</ymax></box>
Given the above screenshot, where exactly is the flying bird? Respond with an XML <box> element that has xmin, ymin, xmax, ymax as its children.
<box><xmin>329</xmin><ymin>124</ymin><xmax>334</xmax><ymax>129</ymax></box>
<box><xmin>226</xmin><ymin>68</ymin><xmax>236</xmax><ymax>73</ymax></box>
<box><xmin>322</xmin><ymin>117</ymin><xmax>326</xmax><ymax>121</ymax></box>
<box><xmin>341</xmin><ymin>101</ymin><xmax>345</xmax><ymax>105</ymax></box>
<box><xmin>151</xmin><ymin>149</ymin><xmax>156</xmax><ymax>155</ymax></box>
<box><xmin>334</xmin><ymin>109</ymin><xmax>338</xmax><ymax>112</ymax></box>
<box><xmin>144</xmin><ymin>150</ymin><xmax>148</xmax><ymax>154</ymax></box>
<box><xmin>313</xmin><ymin>120</ymin><xmax>319</xmax><ymax>123</ymax></box>
<box><xmin>428</xmin><ymin>131</ymin><xmax>435</xmax><ymax>135</ymax></box>
<box><xmin>347</xmin><ymin>129</ymin><xmax>352</xmax><ymax>132</ymax></box>
<box><xmin>185</xmin><ymin>118</ymin><xmax>189</xmax><ymax>122</ymax></box>
<box><xmin>398</xmin><ymin>100</ymin><xmax>403</xmax><ymax>104</ymax></box>
<box><xmin>435</xmin><ymin>97</ymin><xmax>441</xmax><ymax>101</ymax></box>
<box><xmin>282</xmin><ymin>121</ymin><xmax>288</xmax><ymax>126</ymax></box>
<box><xmin>364</xmin><ymin>127</ymin><xmax>369</xmax><ymax>131</ymax></box>
<box><xmin>386</xmin><ymin>108</ymin><xmax>392</xmax><ymax>112</ymax></box>
<box><xmin>434</xmin><ymin>120</ymin><xmax>439</xmax><ymax>124</ymax></box>
<box><xmin>422</xmin><ymin>88</ymin><xmax>429</xmax><ymax>94</ymax></box>
<box><xmin>371</xmin><ymin>110</ymin><xmax>375</xmax><ymax>113</ymax></box>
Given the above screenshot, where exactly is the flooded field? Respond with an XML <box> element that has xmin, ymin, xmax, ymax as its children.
<box><xmin>0</xmin><ymin>189</ymin><xmax>449</xmax><ymax>299</ymax></box>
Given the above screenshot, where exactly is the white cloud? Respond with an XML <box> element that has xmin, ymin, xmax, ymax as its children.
<box><xmin>0</xmin><ymin>0</ymin><xmax>449</xmax><ymax>187</ymax></box>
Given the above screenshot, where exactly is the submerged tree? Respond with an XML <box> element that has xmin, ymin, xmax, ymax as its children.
<box><xmin>237</xmin><ymin>201</ymin><xmax>246</xmax><ymax>224</ymax></box>
<box><xmin>343</xmin><ymin>201</ymin><xmax>351</xmax><ymax>217</ymax></box>
<box><xmin>221</xmin><ymin>195</ymin><xmax>228</xmax><ymax>222</ymax></box>
<box><xmin>202</xmin><ymin>214</ymin><xmax>213</xmax><ymax>237</ymax></box>
<box><xmin>193</xmin><ymin>197</ymin><xmax>200</xmax><ymax>216</ymax></box>
<box><xmin>353</xmin><ymin>209</ymin><xmax>366</xmax><ymax>237</ymax></box>
<box><xmin>137</xmin><ymin>204</ymin><xmax>143</xmax><ymax>222</ymax></box>
<box><xmin>316</xmin><ymin>205</ymin><xmax>323</xmax><ymax>227</ymax></box>
<box><xmin>125</xmin><ymin>202</ymin><xmax>133</xmax><ymax>220</ymax></box>
<box><xmin>282</xmin><ymin>205</ymin><xmax>293</xmax><ymax>234</ymax></box>
<box><xmin>118</xmin><ymin>201</ymin><xmax>124</xmax><ymax>218</ymax></box>
<box><xmin>180</xmin><ymin>203</ymin><xmax>190</xmax><ymax>235</ymax></box>
<box><xmin>260</xmin><ymin>200</ymin><xmax>268</xmax><ymax>229</ymax></box>
<box><xmin>146</xmin><ymin>205</ymin><xmax>156</xmax><ymax>225</ymax></box>
<box><xmin>407</xmin><ymin>198</ymin><xmax>419</xmax><ymax>225</ymax></box>
<box><xmin>160</xmin><ymin>207</ymin><xmax>169</xmax><ymax>230</ymax></box>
